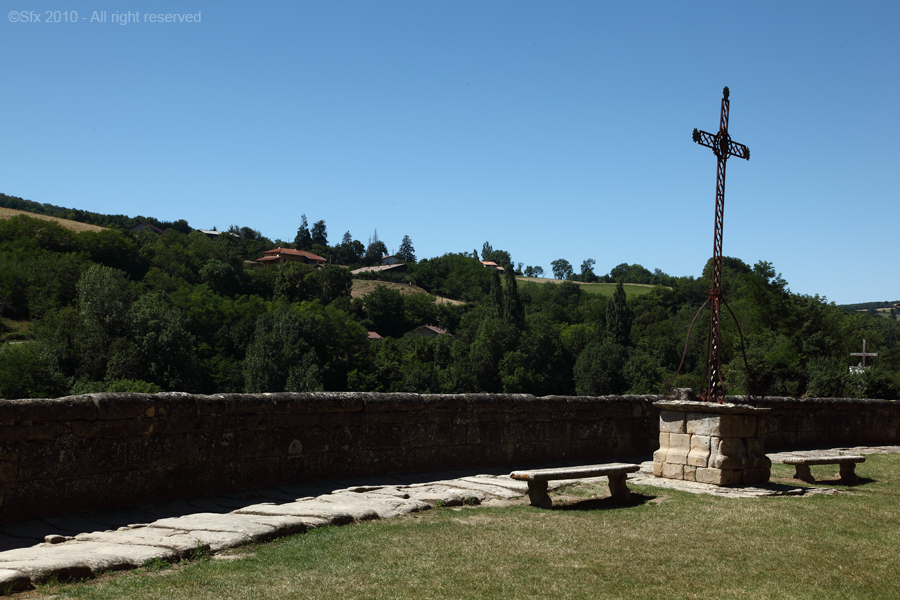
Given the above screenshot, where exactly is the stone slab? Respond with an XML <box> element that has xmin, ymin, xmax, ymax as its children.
<box><xmin>233</xmin><ymin>501</ymin><xmax>359</xmax><ymax>524</ymax></box>
<box><xmin>435</xmin><ymin>479</ymin><xmax>523</xmax><ymax>500</ymax></box>
<box><xmin>72</xmin><ymin>529</ymin><xmax>209</xmax><ymax>558</ymax></box>
<box><xmin>149</xmin><ymin>513</ymin><xmax>279</xmax><ymax>542</ymax></box>
<box><xmin>0</xmin><ymin>541</ymin><xmax>173</xmax><ymax>581</ymax></box>
<box><xmin>781</xmin><ymin>455</ymin><xmax>865</xmax><ymax>466</ymax></box>
<box><xmin>655</xmin><ymin>400</ymin><xmax>771</xmax><ymax>415</ymax></box>
<box><xmin>403</xmin><ymin>485</ymin><xmax>486</xmax><ymax>507</ymax></box>
<box><xmin>322</xmin><ymin>492</ymin><xmax>430</xmax><ymax>519</ymax></box>
<box><xmin>509</xmin><ymin>463</ymin><xmax>639</xmax><ymax>482</ymax></box>
<box><xmin>0</xmin><ymin>568</ymin><xmax>31</xmax><ymax>592</ymax></box>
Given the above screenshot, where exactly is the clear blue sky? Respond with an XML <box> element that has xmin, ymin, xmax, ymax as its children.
<box><xmin>3</xmin><ymin>1</ymin><xmax>898</xmax><ymax>305</ymax></box>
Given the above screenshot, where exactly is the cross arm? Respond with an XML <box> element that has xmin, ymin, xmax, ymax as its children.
<box><xmin>692</xmin><ymin>128</ymin><xmax>750</xmax><ymax>160</ymax></box>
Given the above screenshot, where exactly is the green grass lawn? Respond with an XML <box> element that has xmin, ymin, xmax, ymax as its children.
<box><xmin>24</xmin><ymin>455</ymin><xmax>900</xmax><ymax>600</ymax></box>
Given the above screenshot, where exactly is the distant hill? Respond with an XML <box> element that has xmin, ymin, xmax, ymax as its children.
<box><xmin>0</xmin><ymin>192</ymin><xmax>186</xmax><ymax>233</ymax></box>
<box><xmin>839</xmin><ymin>301</ymin><xmax>900</xmax><ymax>311</ymax></box>
<box><xmin>0</xmin><ymin>207</ymin><xmax>106</xmax><ymax>233</ymax></box>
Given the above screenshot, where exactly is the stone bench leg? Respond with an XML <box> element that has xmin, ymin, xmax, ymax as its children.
<box><xmin>607</xmin><ymin>473</ymin><xmax>631</xmax><ymax>501</ymax></box>
<box><xmin>793</xmin><ymin>464</ymin><xmax>815</xmax><ymax>483</ymax></box>
<box><xmin>526</xmin><ymin>480</ymin><xmax>552</xmax><ymax>509</ymax></box>
<box><xmin>838</xmin><ymin>463</ymin><xmax>859</xmax><ymax>484</ymax></box>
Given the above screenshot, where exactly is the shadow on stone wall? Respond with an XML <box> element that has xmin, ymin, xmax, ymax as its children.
<box><xmin>1</xmin><ymin>392</ymin><xmax>896</xmax><ymax>523</ymax></box>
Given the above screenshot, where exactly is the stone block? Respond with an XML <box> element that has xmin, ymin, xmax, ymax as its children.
<box><xmin>668</xmin><ymin>433</ymin><xmax>690</xmax><ymax>451</ymax></box>
<box><xmin>652</xmin><ymin>449</ymin><xmax>667</xmax><ymax>464</ymax></box>
<box><xmin>695</xmin><ymin>467</ymin><xmax>739</xmax><ymax>486</ymax></box>
<box><xmin>652</xmin><ymin>460</ymin><xmax>664</xmax><ymax>477</ymax></box>
<box><xmin>658</xmin><ymin>432</ymin><xmax>670</xmax><ymax>450</ymax></box>
<box><xmin>756</xmin><ymin>417</ymin><xmax>768</xmax><ymax>438</ymax></box>
<box><xmin>662</xmin><ymin>462</ymin><xmax>684</xmax><ymax>480</ymax></box>
<box><xmin>741</xmin><ymin>469</ymin><xmax>762</xmax><ymax>484</ymax></box>
<box><xmin>666</xmin><ymin>450</ymin><xmax>689</xmax><ymax>465</ymax></box>
<box><xmin>687</xmin><ymin>435</ymin><xmax>711</xmax><ymax>468</ymax></box>
<box><xmin>683</xmin><ymin>466</ymin><xmax>697</xmax><ymax>481</ymax></box>
<box><xmin>711</xmin><ymin>454</ymin><xmax>747</xmax><ymax>470</ymax></box>
<box><xmin>731</xmin><ymin>415</ymin><xmax>757</xmax><ymax>438</ymax></box>
<box><xmin>659</xmin><ymin>411</ymin><xmax>685</xmax><ymax>434</ymax></box>
<box><xmin>686</xmin><ymin>414</ymin><xmax>728</xmax><ymax>437</ymax></box>
<box><xmin>719</xmin><ymin>437</ymin><xmax>746</xmax><ymax>456</ymax></box>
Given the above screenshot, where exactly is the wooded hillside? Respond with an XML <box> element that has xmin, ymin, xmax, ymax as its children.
<box><xmin>1</xmin><ymin>199</ymin><xmax>898</xmax><ymax>401</ymax></box>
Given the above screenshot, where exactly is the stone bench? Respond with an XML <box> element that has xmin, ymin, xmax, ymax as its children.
<box><xmin>781</xmin><ymin>455</ymin><xmax>865</xmax><ymax>484</ymax></box>
<box><xmin>510</xmin><ymin>463</ymin><xmax>641</xmax><ymax>508</ymax></box>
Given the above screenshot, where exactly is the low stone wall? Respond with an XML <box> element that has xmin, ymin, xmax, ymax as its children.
<box><xmin>736</xmin><ymin>396</ymin><xmax>900</xmax><ymax>449</ymax></box>
<box><xmin>2</xmin><ymin>392</ymin><xmax>899</xmax><ymax>523</ymax></box>
<box><xmin>0</xmin><ymin>392</ymin><xmax>661</xmax><ymax>523</ymax></box>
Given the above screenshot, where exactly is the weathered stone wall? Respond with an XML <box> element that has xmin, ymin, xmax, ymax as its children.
<box><xmin>735</xmin><ymin>396</ymin><xmax>900</xmax><ymax>448</ymax></box>
<box><xmin>0</xmin><ymin>392</ymin><xmax>661</xmax><ymax>523</ymax></box>
<box><xmin>2</xmin><ymin>392</ymin><xmax>899</xmax><ymax>523</ymax></box>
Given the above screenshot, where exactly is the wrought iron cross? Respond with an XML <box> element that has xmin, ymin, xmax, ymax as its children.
<box><xmin>850</xmin><ymin>339</ymin><xmax>878</xmax><ymax>368</ymax></box>
<box><xmin>693</xmin><ymin>87</ymin><xmax>750</xmax><ymax>403</ymax></box>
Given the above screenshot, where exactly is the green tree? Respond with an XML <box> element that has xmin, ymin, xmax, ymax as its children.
<box><xmin>397</xmin><ymin>235</ymin><xmax>416</xmax><ymax>263</ymax></box>
<box><xmin>580</xmin><ymin>258</ymin><xmax>597</xmax><ymax>283</ymax></box>
<box><xmin>317</xmin><ymin>264</ymin><xmax>353</xmax><ymax>305</ymax></box>
<box><xmin>243</xmin><ymin>307</ymin><xmax>323</xmax><ymax>393</ymax></box>
<box><xmin>490</xmin><ymin>270</ymin><xmax>504</xmax><ymax>319</ymax></box>
<box><xmin>311</xmin><ymin>220</ymin><xmax>328</xmax><ymax>246</ymax></box>
<box><xmin>363</xmin><ymin>286</ymin><xmax>408</xmax><ymax>338</ymax></box>
<box><xmin>551</xmin><ymin>259</ymin><xmax>573</xmax><ymax>280</ymax></box>
<box><xmin>574</xmin><ymin>339</ymin><xmax>628</xmax><ymax>395</ymax></box>
<box><xmin>199</xmin><ymin>258</ymin><xmax>243</xmax><ymax>297</ymax></box>
<box><xmin>503</xmin><ymin>265</ymin><xmax>525</xmax><ymax>329</ymax></box>
<box><xmin>294</xmin><ymin>215</ymin><xmax>312</xmax><ymax>250</ymax></box>
<box><xmin>274</xmin><ymin>263</ymin><xmax>320</xmax><ymax>304</ymax></box>
<box><xmin>77</xmin><ymin>265</ymin><xmax>132</xmax><ymax>338</ymax></box>
<box><xmin>606</xmin><ymin>281</ymin><xmax>631</xmax><ymax>346</ymax></box>
<box><xmin>365</xmin><ymin>239</ymin><xmax>388</xmax><ymax>265</ymax></box>
<box><xmin>0</xmin><ymin>344</ymin><xmax>67</xmax><ymax>399</ymax></box>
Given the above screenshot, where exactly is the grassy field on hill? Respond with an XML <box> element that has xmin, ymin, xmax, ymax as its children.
<box><xmin>0</xmin><ymin>207</ymin><xmax>106</xmax><ymax>233</ymax></box>
<box><xmin>518</xmin><ymin>277</ymin><xmax>664</xmax><ymax>298</ymax></box>
<box><xmin>26</xmin><ymin>454</ymin><xmax>900</xmax><ymax>600</ymax></box>
<box><xmin>350</xmin><ymin>280</ymin><xmax>465</xmax><ymax>305</ymax></box>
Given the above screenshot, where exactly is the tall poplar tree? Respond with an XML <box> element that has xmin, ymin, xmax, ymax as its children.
<box><xmin>503</xmin><ymin>265</ymin><xmax>525</xmax><ymax>329</ymax></box>
<box><xmin>606</xmin><ymin>281</ymin><xmax>632</xmax><ymax>345</ymax></box>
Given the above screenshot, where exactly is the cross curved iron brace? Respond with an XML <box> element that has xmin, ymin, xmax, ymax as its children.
<box><xmin>662</xmin><ymin>295</ymin><xmax>765</xmax><ymax>402</ymax></box>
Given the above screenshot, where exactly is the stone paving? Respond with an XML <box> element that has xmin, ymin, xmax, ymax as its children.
<box><xmin>1</xmin><ymin>445</ymin><xmax>897</xmax><ymax>593</ymax></box>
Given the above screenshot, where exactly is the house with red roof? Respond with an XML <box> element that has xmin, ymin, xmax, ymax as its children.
<box><xmin>253</xmin><ymin>247</ymin><xmax>327</xmax><ymax>268</ymax></box>
<box><xmin>480</xmin><ymin>261</ymin><xmax>505</xmax><ymax>273</ymax></box>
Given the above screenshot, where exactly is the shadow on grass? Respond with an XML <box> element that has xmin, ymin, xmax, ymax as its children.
<box><xmin>813</xmin><ymin>476</ymin><xmax>875</xmax><ymax>487</ymax></box>
<box><xmin>552</xmin><ymin>492</ymin><xmax>656</xmax><ymax>511</ymax></box>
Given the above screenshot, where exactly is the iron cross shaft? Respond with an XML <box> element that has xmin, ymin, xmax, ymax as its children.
<box><xmin>692</xmin><ymin>87</ymin><xmax>750</xmax><ymax>403</ymax></box>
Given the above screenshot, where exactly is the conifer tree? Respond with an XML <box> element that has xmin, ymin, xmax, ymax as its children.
<box><xmin>490</xmin><ymin>269</ymin><xmax>504</xmax><ymax>320</ymax></box>
<box><xmin>606</xmin><ymin>281</ymin><xmax>632</xmax><ymax>345</ymax></box>
<box><xmin>397</xmin><ymin>235</ymin><xmax>416</xmax><ymax>263</ymax></box>
<box><xmin>294</xmin><ymin>215</ymin><xmax>312</xmax><ymax>250</ymax></box>
<box><xmin>503</xmin><ymin>265</ymin><xmax>525</xmax><ymax>329</ymax></box>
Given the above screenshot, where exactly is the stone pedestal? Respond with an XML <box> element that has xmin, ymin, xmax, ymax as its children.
<box><xmin>653</xmin><ymin>399</ymin><xmax>771</xmax><ymax>486</ymax></box>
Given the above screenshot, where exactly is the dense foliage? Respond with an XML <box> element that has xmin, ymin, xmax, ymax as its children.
<box><xmin>1</xmin><ymin>209</ymin><xmax>898</xmax><ymax>400</ymax></box>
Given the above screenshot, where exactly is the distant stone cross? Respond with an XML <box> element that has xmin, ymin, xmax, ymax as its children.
<box><xmin>850</xmin><ymin>339</ymin><xmax>878</xmax><ymax>369</ymax></box>
<box><xmin>693</xmin><ymin>87</ymin><xmax>750</xmax><ymax>403</ymax></box>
